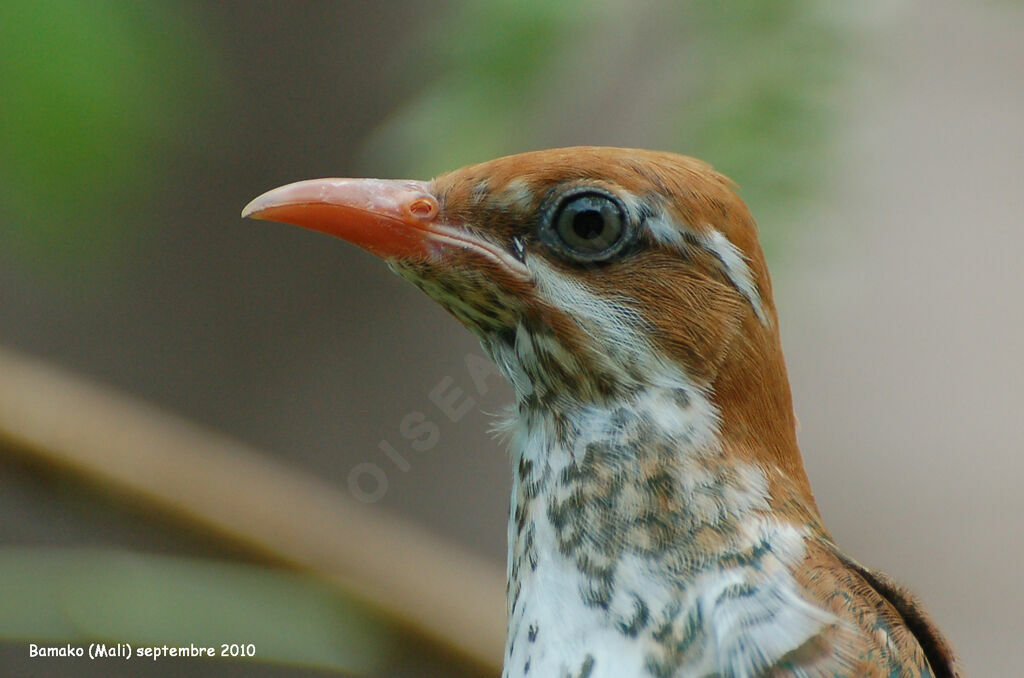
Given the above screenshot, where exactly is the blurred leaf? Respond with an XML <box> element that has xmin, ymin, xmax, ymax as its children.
<box><xmin>359</xmin><ymin>0</ymin><xmax>585</xmax><ymax>178</ymax></box>
<box><xmin>675</xmin><ymin>1</ymin><xmax>846</xmax><ymax>235</ymax></box>
<box><xmin>0</xmin><ymin>546</ymin><xmax>396</xmax><ymax>673</ymax></box>
<box><xmin>0</xmin><ymin>0</ymin><xmax>218</xmax><ymax>274</ymax></box>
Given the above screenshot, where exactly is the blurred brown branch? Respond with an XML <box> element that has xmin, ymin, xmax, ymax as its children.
<box><xmin>0</xmin><ymin>345</ymin><xmax>504</xmax><ymax>673</ymax></box>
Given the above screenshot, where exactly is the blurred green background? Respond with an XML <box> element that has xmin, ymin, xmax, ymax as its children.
<box><xmin>1</xmin><ymin>1</ymin><xmax>1021</xmax><ymax>675</ymax></box>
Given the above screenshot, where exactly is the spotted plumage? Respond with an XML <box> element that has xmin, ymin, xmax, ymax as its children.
<box><xmin>244</xmin><ymin>147</ymin><xmax>960</xmax><ymax>677</ymax></box>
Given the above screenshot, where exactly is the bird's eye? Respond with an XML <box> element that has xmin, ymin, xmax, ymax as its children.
<box><xmin>541</xmin><ymin>189</ymin><xmax>631</xmax><ymax>262</ymax></box>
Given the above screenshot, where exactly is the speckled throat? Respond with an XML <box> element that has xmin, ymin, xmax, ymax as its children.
<box><xmin>487</xmin><ymin>328</ymin><xmax>834</xmax><ymax>678</ymax></box>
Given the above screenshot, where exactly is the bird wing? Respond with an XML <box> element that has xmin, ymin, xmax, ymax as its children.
<box><xmin>832</xmin><ymin>551</ymin><xmax>960</xmax><ymax>678</ymax></box>
<box><xmin>784</xmin><ymin>538</ymin><xmax>961</xmax><ymax>678</ymax></box>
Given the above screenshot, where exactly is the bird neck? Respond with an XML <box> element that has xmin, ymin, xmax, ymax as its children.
<box><xmin>710</xmin><ymin>310</ymin><xmax>819</xmax><ymax>512</ymax></box>
<box><xmin>484</xmin><ymin>310</ymin><xmax>827</xmax><ymax>674</ymax></box>
<box><xmin>500</xmin><ymin>378</ymin><xmax>827</xmax><ymax>676</ymax></box>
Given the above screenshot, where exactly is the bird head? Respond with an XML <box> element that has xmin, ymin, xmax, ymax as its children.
<box><xmin>244</xmin><ymin>147</ymin><xmax>810</xmax><ymax>497</ymax></box>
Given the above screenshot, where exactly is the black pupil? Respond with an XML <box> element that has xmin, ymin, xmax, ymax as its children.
<box><xmin>547</xmin><ymin>192</ymin><xmax>627</xmax><ymax>261</ymax></box>
<box><xmin>572</xmin><ymin>210</ymin><xmax>604</xmax><ymax>240</ymax></box>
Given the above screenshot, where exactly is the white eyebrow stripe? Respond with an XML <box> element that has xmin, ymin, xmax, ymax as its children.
<box><xmin>698</xmin><ymin>228</ymin><xmax>768</xmax><ymax>325</ymax></box>
<box><xmin>645</xmin><ymin>213</ymin><xmax>687</xmax><ymax>248</ymax></box>
<box><xmin>644</xmin><ymin>215</ymin><xmax>769</xmax><ymax>326</ymax></box>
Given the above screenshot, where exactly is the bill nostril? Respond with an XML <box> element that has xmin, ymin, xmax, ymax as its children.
<box><xmin>407</xmin><ymin>196</ymin><xmax>439</xmax><ymax>221</ymax></box>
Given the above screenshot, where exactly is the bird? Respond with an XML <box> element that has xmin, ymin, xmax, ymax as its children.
<box><xmin>243</xmin><ymin>147</ymin><xmax>959</xmax><ymax>678</ymax></box>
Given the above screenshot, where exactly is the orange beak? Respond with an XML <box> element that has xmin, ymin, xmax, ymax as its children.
<box><xmin>243</xmin><ymin>178</ymin><xmax>530</xmax><ymax>276</ymax></box>
<box><xmin>241</xmin><ymin>178</ymin><xmax>441</xmax><ymax>260</ymax></box>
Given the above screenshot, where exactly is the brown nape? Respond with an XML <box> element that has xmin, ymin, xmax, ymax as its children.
<box><xmin>629</xmin><ymin>244</ymin><xmax>815</xmax><ymax>511</ymax></box>
<box><xmin>713</xmin><ymin>302</ymin><xmax>817</xmax><ymax>507</ymax></box>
